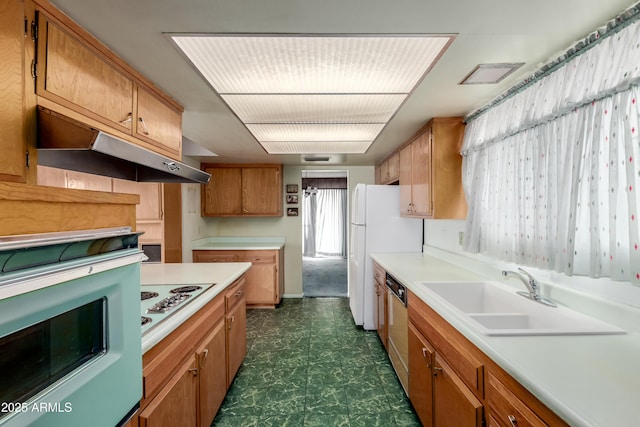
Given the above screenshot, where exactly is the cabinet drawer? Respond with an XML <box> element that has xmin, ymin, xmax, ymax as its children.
<box><xmin>193</xmin><ymin>251</ymin><xmax>238</xmax><ymax>263</ymax></box>
<box><xmin>225</xmin><ymin>277</ymin><xmax>246</xmax><ymax>312</ymax></box>
<box><xmin>408</xmin><ymin>291</ymin><xmax>484</xmax><ymax>398</ymax></box>
<box><xmin>237</xmin><ymin>251</ymin><xmax>276</xmax><ymax>264</ymax></box>
<box><xmin>487</xmin><ymin>373</ymin><xmax>546</xmax><ymax>427</ymax></box>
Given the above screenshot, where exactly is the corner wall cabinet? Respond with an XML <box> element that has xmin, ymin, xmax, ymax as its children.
<box><xmin>201</xmin><ymin>164</ymin><xmax>283</xmax><ymax>217</ymax></box>
<box><xmin>193</xmin><ymin>249</ymin><xmax>284</xmax><ymax>309</ymax></box>
<box><xmin>407</xmin><ymin>290</ymin><xmax>568</xmax><ymax>427</ymax></box>
<box><xmin>139</xmin><ymin>276</ymin><xmax>246</xmax><ymax>427</ymax></box>
<box><xmin>33</xmin><ymin>2</ymin><xmax>183</xmax><ymax>161</ymax></box>
<box><xmin>379</xmin><ymin>152</ymin><xmax>400</xmax><ymax>184</ymax></box>
<box><xmin>399</xmin><ymin>117</ymin><xmax>466</xmax><ymax>219</ymax></box>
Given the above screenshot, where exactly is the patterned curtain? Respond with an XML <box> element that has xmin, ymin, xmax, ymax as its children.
<box><xmin>462</xmin><ymin>17</ymin><xmax>640</xmax><ymax>283</ymax></box>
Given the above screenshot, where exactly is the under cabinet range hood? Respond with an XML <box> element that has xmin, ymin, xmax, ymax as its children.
<box><xmin>36</xmin><ymin>107</ymin><xmax>211</xmax><ymax>184</ymax></box>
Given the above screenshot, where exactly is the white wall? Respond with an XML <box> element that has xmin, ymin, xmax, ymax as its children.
<box><xmin>424</xmin><ymin>219</ymin><xmax>640</xmax><ymax>310</ymax></box>
<box><xmin>181</xmin><ymin>165</ymin><xmax>375</xmax><ymax>296</ymax></box>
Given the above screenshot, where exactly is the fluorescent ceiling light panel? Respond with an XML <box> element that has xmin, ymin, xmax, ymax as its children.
<box><xmin>263</xmin><ymin>141</ymin><xmax>372</xmax><ymax>154</ymax></box>
<box><xmin>221</xmin><ymin>94</ymin><xmax>406</xmax><ymax>124</ymax></box>
<box><xmin>460</xmin><ymin>63</ymin><xmax>524</xmax><ymax>85</ymax></box>
<box><xmin>171</xmin><ymin>34</ymin><xmax>453</xmax><ymax>154</ymax></box>
<box><xmin>247</xmin><ymin>123</ymin><xmax>384</xmax><ymax>142</ymax></box>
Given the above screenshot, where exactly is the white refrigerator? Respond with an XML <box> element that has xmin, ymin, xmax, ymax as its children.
<box><xmin>348</xmin><ymin>184</ymin><xmax>423</xmax><ymax>330</ymax></box>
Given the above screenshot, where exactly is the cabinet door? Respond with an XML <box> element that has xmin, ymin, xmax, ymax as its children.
<box><xmin>387</xmin><ymin>152</ymin><xmax>400</xmax><ymax>182</ymax></box>
<box><xmin>113</xmin><ymin>179</ymin><xmax>163</xmax><ymax>220</ymax></box>
<box><xmin>38</xmin><ymin>16</ymin><xmax>134</xmax><ymax>133</ymax></box>
<box><xmin>139</xmin><ymin>358</ymin><xmax>197</xmax><ymax>427</ymax></box>
<box><xmin>238</xmin><ymin>251</ymin><xmax>277</xmax><ymax>305</ymax></box>
<box><xmin>241</xmin><ymin>167</ymin><xmax>282</xmax><ymax>215</ymax></box>
<box><xmin>433</xmin><ymin>354</ymin><xmax>483</xmax><ymax>427</ymax></box>
<box><xmin>0</xmin><ymin>0</ymin><xmax>27</xmax><ymax>183</ymax></box>
<box><xmin>135</xmin><ymin>86</ymin><xmax>182</xmax><ymax>160</ymax></box>
<box><xmin>226</xmin><ymin>300</ymin><xmax>247</xmax><ymax>387</ymax></box>
<box><xmin>198</xmin><ymin>319</ymin><xmax>227</xmax><ymax>427</ymax></box>
<box><xmin>408</xmin><ymin>322</ymin><xmax>434</xmax><ymax>427</ymax></box>
<box><xmin>202</xmin><ymin>167</ymin><xmax>242</xmax><ymax>216</ymax></box>
<box><xmin>399</xmin><ymin>144</ymin><xmax>413</xmax><ymax>215</ymax></box>
<box><xmin>411</xmin><ymin>130</ymin><xmax>432</xmax><ymax>216</ymax></box>
<box><xmin>245</xmin><ymin>263</ymin><xmax>277</xmax><ymax>304</ymax></box>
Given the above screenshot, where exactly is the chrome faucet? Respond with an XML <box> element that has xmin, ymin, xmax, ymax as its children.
<box><xmin>501</xmin><ymin>268</ymin><xmax>557</xmax><ymax>307</ymax></box>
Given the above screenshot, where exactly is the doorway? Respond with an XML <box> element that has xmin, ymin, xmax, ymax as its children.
<box><xmin>301</xmin><ymin>170</ymin><xmax>348</xmax><ymax>297</ymax></box>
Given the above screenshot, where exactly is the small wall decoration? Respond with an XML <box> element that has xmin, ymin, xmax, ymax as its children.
<box><xmin>286</xmin><ymin>184</ymin><xmax>298</xmax><ymax>193</ymax></box>
<box><xmin>287</xmin><ymin>207</ymin><xmax>299</xmax><ymax>216</ymax></box>
<box><xmin>286</xmin><ymin>194</ymin><xmax>298</xmax><ymax>204</ymax></box>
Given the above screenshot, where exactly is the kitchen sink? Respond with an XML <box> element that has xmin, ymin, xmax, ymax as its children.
<box><xmin>420</xmin><ymin>281</ymin><xmax>625</xmax><ymax>336</ymax></box>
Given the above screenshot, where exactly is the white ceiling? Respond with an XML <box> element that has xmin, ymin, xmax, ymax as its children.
<box><xmin>50</xmin><ymin>0</ymin><xmax>636</xmax><ymax>166</ymax></box>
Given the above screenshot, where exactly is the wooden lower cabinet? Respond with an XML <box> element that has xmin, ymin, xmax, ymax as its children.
<box><xmin>433</xmin><ymin>354</ymin><xmax>483</xmax><ymax>427</ymax></box>
<box><xmin>194</xmin><ymin>249</ymin><xmax>284</xmax><ymax>308</ymax></box>
<box><xmin>140</xmin><ymin>276</ymin><xmax>246</xmax><ymax>427</ymax></box>
<box><xmin>225</xmin><ymin>280</ymin><xmax>247</xmax><ymax>387</ymax></box>
<box><xmin>197</xmin><ymin>321</ymin><xmax>227</xmax><ymax>427</ymax></box>
<box><xmin>373</xmin><ymin>262</ymin><xmax>387</xmax><ymax>349</ymax></box>
<box><xmin>139</xmin><ymin>358</ymin><xmax>198</xmax><ymax>427</ymax></box>
<box><xmin>408</xmin><ymin>322</ymin><xmax>434</xmax><ymax>427</ymax></box>
<box><xmin>407</xmin><ymin>290</ymin><xmax>568</xmax><ymax>427</ymax></box>
<box><xmin>408</xmin><ymin>322</ymin><xmax>482</xmax><ymax>427</ymax></box>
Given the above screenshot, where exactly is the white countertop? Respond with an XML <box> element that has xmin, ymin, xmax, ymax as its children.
<box><xmin>140</xmin><ymin>262</ymin><xmax>251</xmax><ymax>353</ymax></box>
<box><xmin>192</xmin><ymin>236</ymin><xmax>285</xmax><ymax>251</ymax></box>
<box><xmin>371</xmin><ymin>251</ymin><xmax>640</xmax><ymax>427</ymax></box>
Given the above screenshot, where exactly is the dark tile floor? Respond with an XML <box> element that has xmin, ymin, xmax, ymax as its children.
<box><xmin>212</xmin><ymin>298</ymin><xmax>421</xmax><ymax>426</ymax></box>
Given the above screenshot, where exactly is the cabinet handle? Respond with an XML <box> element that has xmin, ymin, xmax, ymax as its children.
<box><xmin>507</xmin><ymin>415</ymin><xmax>517</xmax><ymax>426</ymax></box>
<box><xmin>234</xmin><ymin>290</ymin><xmax>244</xmax><ymax>297</ymax></box>
<box><xmin>228</xmin><ymin>316</ymin><xmax>235</xmax><ymax>329</ymax></box>
<box><xmin>119</xmin><ymin>113</ymin><xmax>132</xmax><ymax>126</ymax></box>
<box><xmin>200</xmin><ymin>349</ymin><xmax>209</xmax><ymax>366</ymax></box>
<box><xmin>138</xmin><ymin>116</ymin><xmax>150</xmax><ymax>135</ymax></box>
<box><xmin>433</xmin><ymin>366</ymin><xmax>443</xmax><ymax>376</ymax></box>
<box><xmin>189</xmin><ymin>368</ymin><xmax>198</xmax><ymax>377</ymax></box>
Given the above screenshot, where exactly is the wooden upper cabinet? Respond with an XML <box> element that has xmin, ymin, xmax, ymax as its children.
<box><xmin>202</xmin><ymin>167</ymin><xmax>242</xmax><ymax>216</ymax></box>
<box><xmin>379</xmin><ymin>152</ymin><xmax>400</xmax><ymax>184</ymax></box>
<box><xmin>400</xmin><ymin>117</ymin><xmax>466</xmax><ymax>219</ymax></box>
<box><xmin>0</xmin><ymin>0</ymin><xmax>28</xmax><ymax>183</ymax></box>
<box><xmin>37</xmin><ymin>15</ymin><xmax>134</xmax><ymax>133</ymax></box>
<box><xmin>399</xmin><ymin>143</ymin><xmax>413</xmax><ymax>215</ymax></box>
<box><xmin>202</xmin><ymin>164</ymin><xmax>282</xmax><ymax>217</ymax></box>
<box><xmin>241</xmin><ymin>167</ymin><xmax>281</xmax><ymax>215</ymax></box>
<box><xmin>135</xmin><ymin>86</ymin><xmax>182</xmax><ymax>159</ymax></box>
<box><xmin>411</xmin><ymin>130</ymin><xmax>433</xmax><ymax>216</ymax></box>
<box><xmin>33</xmin><ymin>4</ymin><xmax>184</xmax><ymax>161</ymax></box>
<box><xmin>113</xmin><ymin>179</ymin><xmax>162</xmax><ymax>221</ymax></box>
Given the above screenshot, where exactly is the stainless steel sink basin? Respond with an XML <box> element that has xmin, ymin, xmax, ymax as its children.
<box><xmin>420</xmin><ymin>281</ymin><xmax>625</xmax><ymax>336</ymax></box>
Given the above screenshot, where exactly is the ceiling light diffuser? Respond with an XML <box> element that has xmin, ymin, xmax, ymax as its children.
<box><xmin>171</xmin><ymin>34</ymin><xmax>454</xmax><ymax>154</ymax></box>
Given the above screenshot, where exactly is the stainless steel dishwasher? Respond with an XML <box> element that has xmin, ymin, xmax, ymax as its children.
<box><xmin>386</xmin><ymin>273</ymin><xmax>409</xmax><ymax>395</ymax></box>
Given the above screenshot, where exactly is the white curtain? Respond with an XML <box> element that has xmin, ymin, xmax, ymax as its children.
<box><xmin>462</xmin><ymin>18</ymin><xmax>640</xmax><ymax>283</ymax></box>
<box><xmin>302</xmin><ymin>189</ymin><xmax>347</xmax><ymax>257</ymax></box>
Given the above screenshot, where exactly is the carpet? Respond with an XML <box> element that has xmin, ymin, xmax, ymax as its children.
<box><xmin>302</xmin><ymin>256</ymin><xmax>348</xmax><ymax>297</ymax></box>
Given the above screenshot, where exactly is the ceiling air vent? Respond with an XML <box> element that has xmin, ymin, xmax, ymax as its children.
<box><xmin>303</xmin><ymin>156</ymin><xmax>331</xmax><ymax>162</ymax></box>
